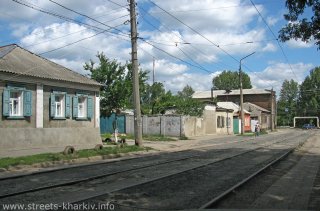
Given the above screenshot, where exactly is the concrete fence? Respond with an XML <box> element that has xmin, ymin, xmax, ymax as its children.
<box><xmin>125</xmin><ymin>113</ymin><xmax>227</xmax><ymax>137</ymax></box>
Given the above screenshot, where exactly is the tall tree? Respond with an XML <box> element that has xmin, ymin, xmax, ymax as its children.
<box><xmin>140</xmin><ymin>82</ymin><xmax>166</xmax><ymax>115</ymax></box>
<box><xmin>279</xmin><ymin>0</ymin><xmax>320</xmax><ymax>49</ymax></box>
<box><xmin>299</xmin><ymin>67</ymin><xmax>320</xmax><ymax>116</ymax></box>
<box><xmin>212</xmin><ymin>70</ymin><xmax>252</xmax><ymax>90</ymax></box>
<box><xmin>277</xmin><ymin>79</ymin><xmax>299</xmax><ymax>126</ymax></box>
<box><xmin>84</xmin><ymin>52</ymin><xmax>148</xmax><ymax>116</ymax></box>
<box><xmin>175</xmin><ymin>85</ymin><xmax>204</xmax><ymax>116</ymax></box>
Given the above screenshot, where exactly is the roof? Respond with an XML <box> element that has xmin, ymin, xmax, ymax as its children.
<box><xmin>193</xmin><ymin>89</ymin><xmax>272</xmax><ymax>99</ymax></box>
<box><xmin>217</xmin><ymin>102</ymin><xmax>250</xmax><ymax>114</ymax></box>
<box><xmin>0</xmin><ymin>44</ymin><xmax>101</xmax><ymax>86</ymax></box>
<box><xmin>243</xmin><ymin>102</ymin><xmax>270</xmax><ymax>113</ymax></box>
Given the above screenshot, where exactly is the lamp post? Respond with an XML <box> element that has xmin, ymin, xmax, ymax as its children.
<box><xmin>239</xmin><ymin>52</ymin><xmax>255</xmax><ymax>135</ymax></box>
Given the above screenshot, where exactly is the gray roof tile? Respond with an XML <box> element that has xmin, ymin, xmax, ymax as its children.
<box><xmin>0</xmin><ymin>44</ymin><xmax>101</xmax><ymax>86</ymax></box>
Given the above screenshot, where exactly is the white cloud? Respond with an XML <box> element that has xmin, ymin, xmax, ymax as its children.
<box><xmin>261</xmin><ymin>43</ymin><xmax>277</xmax><ymax>52</ymax></box>
<box><xmin>286</xmin><ymin>39</ymin><xmax>314</xmax><ymax>48</ymax></box>
<box><xmin>249</xmin><ymin>62</ymin><xmax>314</xmax><ymax>94</ymax></box>
<box><xmin>266</xmin><ymin>16</ymin><xmax>279</xmax><ymax>26</ymax></box>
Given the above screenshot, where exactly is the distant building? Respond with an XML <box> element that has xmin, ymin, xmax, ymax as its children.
<box><xmin>193</xmin><ymin>89</ymin><xmax>276</xmax><ymax>130</ymax></box>
<box><xmin>217</xmin><ymin>102</ymin><xmax>251</xmax><ymax>133</ymax></box>
<box><xmin>0</xmin><ymin>44</ymin><xmax>102</xmax><ymax>158</ymax></box>
<box><xmin>243</xmin><ymin>102</ymin><xmax>271</xmax><ymax>130</ymax></box>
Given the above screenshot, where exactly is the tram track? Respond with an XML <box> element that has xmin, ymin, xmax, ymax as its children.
<box><xmin>0</xmin><ymin>130</ymin><xmax>311</xmax><ymax>209</ymax></box>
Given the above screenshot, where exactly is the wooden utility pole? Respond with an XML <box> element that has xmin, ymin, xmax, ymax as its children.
<box><xmin>130</xmin><ymin>0</ymin><xmax>142</xmax><ymax>146</ymax></box>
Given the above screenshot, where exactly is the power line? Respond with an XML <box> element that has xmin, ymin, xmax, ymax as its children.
<box><xmin>148</xmin><ymin>0</ymin><xmax>278</xmax><ymax>14</ymax></box>
<box><xmin>48</xmin><ymin>0</ymin><xmax>125</xmax><ymax>34</ymax></box>
<box><xmin>140</xmin><ymin>38</ymin><xmax>213</xmax><ymax>74</ymax></box>
<box><xmin>137</xmin><ymin>5</ymin><xmax>234</xmax><ymax>71</ymax></box>
<box><xmin>249</xmin><ymin>0</ymin><xmax>299</xmax><ymax>82</ymax></box>
<box><xmin>11</xmin><ymin>0</ymin><xmax>131</xmax><ymax>53</ymax></box>
<box><xmin>39</xmin><ymin>22</ymin><xmax>126</xmax><ymax>55</ymax></box>
<box><xmin>25</xmin><ymin>14</ymin><xmax>129</xmax><ymax>48</ymax></box>
<box><xmin>148</xmin><ymin>0</ymin><xmax>240</xmax><ymax>63</ymax></box>
<box><xmin>146</xmin><ymin>0</ymin><xmax>280</xmax><ymax>90</ymax></box>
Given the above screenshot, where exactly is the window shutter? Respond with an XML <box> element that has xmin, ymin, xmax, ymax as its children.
<box><xmin>87</xmin><ymin>96</ymin><xmax>93</xmax><ymax>119</ymax></box>
<box><xmin>73</xmin><ymin>96</ymin><xmax>78</xmax><ymax>118</ymax></box>
<box><xmin>23</xmin><ymin>90</ymin><xmax>32</xmax><ymax>116</ymax></box>
<box><xmin>2</xmin><ymin>89</ymin><xmax>10</xmax><ymax>116</ymax></box>
<box><xmin>50</xmin><ymin>93</ymin><xmax>55</xmax><ymax>117</ymax></box>
<box><xmin>65</xmin><ymin>94</ymin><xmax>71</xmax><ymax>118</ymax></box>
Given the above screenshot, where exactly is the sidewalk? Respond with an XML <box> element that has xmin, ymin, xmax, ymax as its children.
<box><xmin>126</xmin><ymin>133</ymin><xmax>236</xmax><ymax>152</ymax></box>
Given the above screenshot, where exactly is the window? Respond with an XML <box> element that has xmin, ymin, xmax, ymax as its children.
<box><xmin>9</xmin><ymin>91</ymin><xmax>23</xmax><ymax>116</ymax></box>
<box><xmin>50</xmin><ymin>92</ymin><xmax>70</xmax><ymax>119</ymax></box>
<box><xmin>217</xmin><ymin>116</ymin><xmax>225</xmax><ymax>128</ymax></box>
<box><xmin>55</xmin><ymin>95</ymin><xmax>65</xmax><ymax>118</ymax></box>
<box><xmin>78</xmin><ymin>97</ymin><xmax>87</xmax><ymax>118</ymax></box>
<box><xmin>73</xmin><ymin>95</ymin><xmax>93</xmax><ymax>120</ymax></box>
<box><xmin>2</xmin><ymin>87</ymin><xmax>32</xmax><ymax>118</ymax></box>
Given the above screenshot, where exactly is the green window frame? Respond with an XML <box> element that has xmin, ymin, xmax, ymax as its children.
<box><xmin>73</xmin><ymin>94</ymin><xmax>93</xmax><ymax>120</ymax></box>
<box><xmin>50</xmin><ymin>91</ymin><xmax>71</xmax><ymax>119</ymax></box>
<box><xmin>2</xmin><ymin>86</ymin><xmax>32</xmax><ymax>118</ymax></box>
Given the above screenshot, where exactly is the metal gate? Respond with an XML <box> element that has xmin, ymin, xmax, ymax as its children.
<box><xmin>100</xmin><ymin>113</ymin><xmax>126</xmax><ymax>134</ymax></box>
<box><xmin>233</xmin><ymin>118</ymin><xmax>239</xmax><ymax>134</ymax></box>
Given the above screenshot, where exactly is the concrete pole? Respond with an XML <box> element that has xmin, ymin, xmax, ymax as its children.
<box><xmin>271</xmin><ymin>89</ymin><xmax>274</xmax><ymax>131</ymax></box>
<box><xmin>240</xmin><ymin>68</ymin><xmax>244</xmax><ymax>135</ymax></box>
<box><xmin>130</xmin><ymin>0</ymin><xmax>142</xmax><ymax>146</ymax></box>
<box><xmin>239</xmin><ymin>52</ymin><xmax>255</xmax><ymax>135</ymax></box>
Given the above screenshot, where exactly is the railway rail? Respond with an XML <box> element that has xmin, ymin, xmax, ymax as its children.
<box><xmin>0</xmin><ymin>130</ymin><xmax>312</xmax><ymax>210</ymax></box>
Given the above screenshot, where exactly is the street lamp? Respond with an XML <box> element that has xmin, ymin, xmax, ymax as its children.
<box><xmin>239</xmin><ymin>52</ymin><xmax>255</xmax><ymax>135</ymax></box>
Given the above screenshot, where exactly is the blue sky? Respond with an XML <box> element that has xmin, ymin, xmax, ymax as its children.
<box><xmin>0</xmin><ymin>0</ymin><xmax>319</xmax><ymax>95</ymax></box>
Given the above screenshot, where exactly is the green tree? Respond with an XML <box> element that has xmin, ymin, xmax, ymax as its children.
<box><xmin>299</xmin><ymin>67</ymin><xmax>320</xmax><ymax>116</ymax></box>
<box><xmin>212</xmin><ymin>70</ymin><xmax>252</xmax><ymax>90</ymax></box>
<box><xmin>141</xmin><ymin>82</ymin><xmax>167</xmax><ymax>115</ymax></box>
<box><xmin>175</xmin><ymin>85</ymin><xmax>204</xmax><ymax>116</ymax></box>
<box><xmin>84</xmin><ymin>52</ymin><xmax>148</xmax><ymax>116</ymax></box>
<box><xmin>279</xmin><ymin>0</ymin><xmax>320</xmax><ymax>49</ymax></box>
<box><xmin>277</xmin><ymin>79</ymin><xmax>299</xmax><ymax>126</ymax></box>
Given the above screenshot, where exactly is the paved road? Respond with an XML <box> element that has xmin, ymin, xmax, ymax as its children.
<box><xmin>0</xmin><ymin>129</ymin><xmax>315</xmax><ymax>210</ymax></box>
<box><xmin>215</xmin><ymin>129</ymin><xmax>320</xmax><ymax>210</ymax></box>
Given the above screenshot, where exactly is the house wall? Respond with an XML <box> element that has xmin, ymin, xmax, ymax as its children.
<box><xmin>244</xmin><ymin>114</ymin><xmax>251</xmax><ymax>132</ymax></box>
<box><xmin>216</xmin><ymin>111</ymin><xmax>233</xmax><ymax>135</ymax></box>
<box><xmin>43</xmin><ymin>85</ymin><xmax>95</xmax><ymax>128</ymax></box>
<box><xmin>0</xmin><ymin>81</ymin><xmax>102</xmax><ymax>158</ymax></box>
<box><xmin>204</xmin><ymin>109</ymin><xmax>216</xmax><ymax>134</ymax></box>
<box><xmin>260</xmin><ymin>113</ymin><xmax>271</xmax><ymax>130</ymax></box>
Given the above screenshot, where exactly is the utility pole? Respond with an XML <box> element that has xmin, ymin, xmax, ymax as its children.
<box><xmin>239</xmin><ymin>52</ymin><xmax>255</xmax><ymax>135</ymax></box>
<box><xmin>129</xmin><ymin>0</ymin><xmax>142</xmax><ymax>146</ymax></box>
<box><xmin>271</xmin><ymin>88</ymin><xmax>275</xmax><ymax>131</ymax></box>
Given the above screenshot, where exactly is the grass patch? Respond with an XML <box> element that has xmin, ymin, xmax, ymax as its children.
<box><xmin>101</xmin><ymin>133</ymin><xmax>177</xmax><ymax>142</ymax></box>
<box><xmin>0</xmin><ymin>145</ymin><xmax>150</xmax><ymax>169</ymax></box>
<box><xmin>179</xmin><ymin>136</ymin><xmax>189</xmax><ymax>140</ymax></box>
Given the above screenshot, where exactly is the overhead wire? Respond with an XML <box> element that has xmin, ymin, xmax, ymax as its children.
<box><xmin>146</xmin><ymin>0</ymin><xmax>281</xmax><ymax>92</ymax></box>
<box><xmin>106</xmin><ymin>0</ymin><xmax>221</xmax><ymax>73</ymax></box>
<box><xmin>136</xmin><ymin>4</ymin><xmax>234</xmax><ymax>71</ymax></box>
<box><xmin>11</xmin><ymin>0</ymin><xmax>132</xmax><ymax>55</ymax></box>
<box><xmin>48</xmin><ymin>0</ymin><xmax>126</xmax><ymax>34</ymax></box>
<box><xmin>249</xmin><ymin>0</ymin><xmax>299</xmax><ymax>82</ymax></box>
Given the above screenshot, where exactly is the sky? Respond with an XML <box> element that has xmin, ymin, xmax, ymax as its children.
<box><xmin>0</xmin><ymin>0</ymin><xmax>319</xmax><ymax>96</ymax></box>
